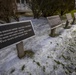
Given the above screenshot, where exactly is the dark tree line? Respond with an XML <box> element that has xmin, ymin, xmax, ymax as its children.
<box><xmin>29</xmin><ymin>0</ymin><xmax>75</xmax><ymax>18</ymax></box>
<box><xmin>0</xmin><ymin>0</ymin><xmax>75</xmax><ymax>23</ymax></box>
<box><xmin>0</xmin><ymin>0</ymin><xmax>19</xmax><ymax>23</ymax></box>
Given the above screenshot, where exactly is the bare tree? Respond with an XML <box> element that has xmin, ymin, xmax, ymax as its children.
<box><xmin>0</xmin><ymin>0</ymin><xmax>19</xmax><ymax>23</ymax></box>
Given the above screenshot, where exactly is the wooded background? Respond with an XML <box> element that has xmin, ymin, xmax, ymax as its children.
<box><xmin>0</xmin><ymin>0</ymin><xmax>75</xmax><ymax>23</ymax></box>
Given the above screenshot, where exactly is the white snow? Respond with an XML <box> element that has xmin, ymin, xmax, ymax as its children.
<box><xmin>0</xmin><ymin>17</ymin><xmax>76</xmax><ymax>75</ymax></box>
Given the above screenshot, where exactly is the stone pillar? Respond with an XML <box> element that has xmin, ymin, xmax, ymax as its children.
<box><xmin>50</xmin><ymin>28</ymin><xmax>56</xmax><ymax>37</ymax></box>
<box><xmin>16</xmin><ymin>41</ymin><xmax>25</xmax><ymax>58</ymax></box>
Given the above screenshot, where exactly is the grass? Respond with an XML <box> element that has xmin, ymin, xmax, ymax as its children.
<box><xmin>17</xmin><ymin>11</ymin><xmax>33</xmax><ymax>17</ymax></box>
<box><xmin>53</xmin><ymin>65</ymin><xmax>58</xmax><ymax>70</ymax></box>
<box><xmin>64</xmin><ymin>9</ymin><xmax>76</xmax><ymax>18</ymax></box>
<box><xmin>64</xmin><ymin>26</ymin><xmax>71</xmax><ymax>29</ymax></box>
<box><xmin>60</xmin><ymin>15</ymin><xmax>66</xmax><ymax>20</ymax></box>
<box><xmin>10</xmin><ymin>68</ymin><xmax>15</xmax><ymax>74</ymax></box>
<box><xmin>33</xmin><ymin>60</ymin><xmax>41</xmax><ymax>67</ymax></box>
<box><xmin>47</xmin><ymin>56</ymin><xmax>50</xmax><ymax>58</ymax></box>
<box><xmin>62</xmin><ymin>54</ymin><xmax>71</xmax><ymax>61</ymax></box>
<box><xmin>50</xmin><ymin>42</ymin><xmax>52</xmax><ymax>44</ymax></box>
<box><xmin>27</xmin><ymin>72</ymin><xmax>32</xmax><ymax>75</ymax></box>
<box><xmin>21</xmin><ymin>65</ymin><xmax>25</xmax><ymax>71</ymax></box>
<box><xmin>60</xmin><ymin>9</ymin><xmax>76</xmax><ymax>22</ymax></box>
<box><xmin>68</xmin><ymin>47</ymin><xmax>75</xmax><ymax>53</ymax></box>
<box><xmin>54</xmin><ymin>60</ymin><xmax>65</xmax><ymax>67</ymax></box>
<box><xmin>49</xmin><ymin>33</ymin><xmax>60</xmax><ymax>37</ymax></box>
<box><xmin>56</xmin><ymin>43</ymin><xmax>59</xmax><ymax>46</ymax></box>
<box><xmin>54</xmin><ymin>60</ymin><xmax>61</xmax><ymax>64</ymax></box>
<box><xmin>47</xmin><ymin>56</ymin><xmax>52</xmax><ymax>58</ymax></box>
<box><xmin>36</xmin><ymin>62</ymin><xmax>41</xmax><ymax>67</ymax></box>
<box><xmin>43</xmin><ymin>66</ymin><xmax>45</xmax><ymax>72</ymax></box>
<box><xmin>70</xmin><ymin>10</ymin><xmax>76</xmax><ymax>17</ymax></box>
<box><xmin>62</xmin><ymin>55</ymin><xmax>67</xmax><ymax>60</ymax></box>
<box><xmin>65</xmin><ymin>70</ymin><xmax>69</xmax><ymax>74</ymax></box>
<box><xmin>24</xmin><ymin>50</ymin><xmax>34</xmax><ymax>58</ymax></box>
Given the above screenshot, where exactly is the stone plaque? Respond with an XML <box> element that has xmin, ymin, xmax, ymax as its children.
<box><xmin>74</xmin><ymin>13</ymin><xmax>76</xmax><ymax>19</ymax></box>
<box><xmin>66</xmin><ymin>13</ymin><xmax>73</xmax><ymax>23</ymax></box>
<box><xmin>0</xmin><ymin>20</ymin><xmax>35</xmax><ymax>49</ymax></box>
<box><xmin>47</xmin><ymin>15</ymin><xmax>62</xmax><ymax>28</ymax></box>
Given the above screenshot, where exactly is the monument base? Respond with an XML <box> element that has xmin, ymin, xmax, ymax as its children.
<box><xmin>16</xmin><ymin>41</ymin><xmax>25</xmax><ymax>58</ymax></box>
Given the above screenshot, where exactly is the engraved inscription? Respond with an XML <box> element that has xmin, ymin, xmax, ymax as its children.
<box><xmin>0</xmin><ymin>21</ymin><xmax>35</xmax><ymax>49</ymax></box>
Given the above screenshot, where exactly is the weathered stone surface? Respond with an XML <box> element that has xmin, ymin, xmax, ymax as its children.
<box><xmin>47</xmin><ymin>15</ymin><xmax>62</xmax><ymax>28</ymax></box>
<box><xmin>66</xmin><ymin>13</ymin><xmax>73</xmax><ymax>23</ymax></box>
<box><xmin>47</xmin><ymin>15</ymin><xmax>62</xmax><ymax>36</ymax></box>
<box><xmin>74</xmin><ymin>13</ymin><xmax>76</xmax><ymax>19</ymax></box>
<box><xmin>16</xmin><ymin>41</ymin><xmax>25</xmax><ymax>58</ymax></box>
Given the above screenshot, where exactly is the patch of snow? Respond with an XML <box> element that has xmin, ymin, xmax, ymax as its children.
<box><xmin>0</xmin><ymin>17</ymin><xmax>76</xmax><ymax>75</ymax></box>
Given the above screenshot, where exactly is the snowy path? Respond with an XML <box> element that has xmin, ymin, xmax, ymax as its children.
<box><xmin>0</xmin><ymin>17</ymin><xmax>76</xmax><ymax>75</ymax></box>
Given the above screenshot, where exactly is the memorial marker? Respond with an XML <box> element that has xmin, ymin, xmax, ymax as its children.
<box><xmin>0</xmin><ymin>20</ymin><xmax>35</xmax><ymax>58</ymax></box>
<box><xmin>74</xmin><ymin>13</ymin><xmax>76</xmax><ymax>23</ymax></box>
<box><xmin>74</xmin><ymin>13</ymin><xmax>76</xmax><ymax>19</ymax></box>
<box><xmin>16</xmin><ymin>41</ymin><xmax>25</xmax><ymax>58</ymax></box>
<box><xmin>47</xmin><ymin>15</ymin><xmax>63</xmax><ymax>36</ymax></box>
<box><xmin>65</xmin><ymin>13</ymin><xmax>74</xmax><ymax>28</ymax></box>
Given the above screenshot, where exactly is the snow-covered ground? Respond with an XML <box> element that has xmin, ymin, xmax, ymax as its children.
<box><xmin>0</xmin><ymin>17</ymin><xmax>76</xmax><ymax>75</ymax></box>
